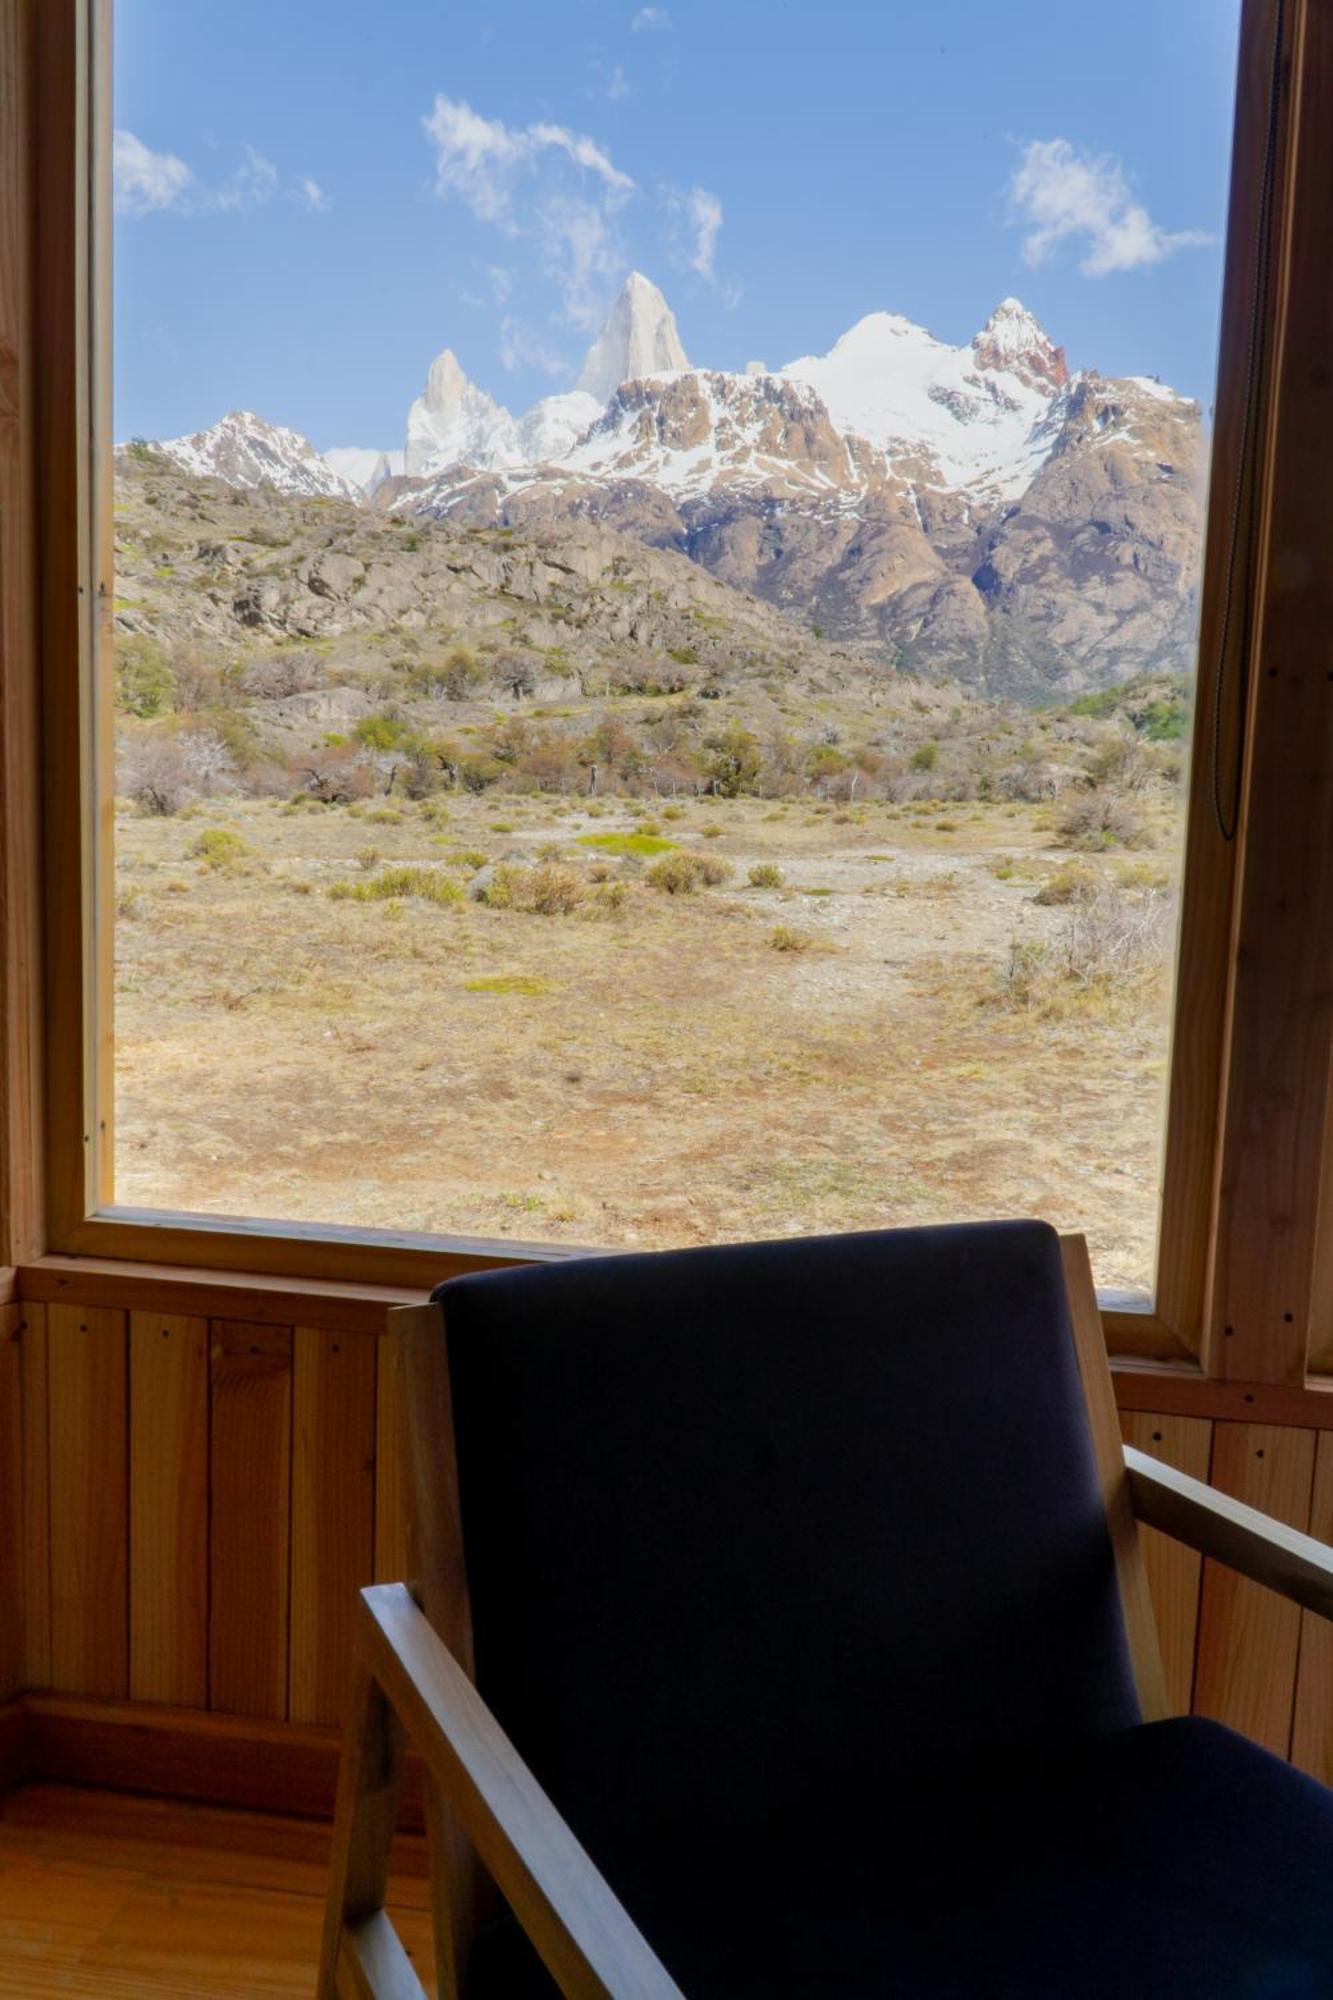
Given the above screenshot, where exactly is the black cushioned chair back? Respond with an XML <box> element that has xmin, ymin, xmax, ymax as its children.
<box><xmin>434</xmin><ymin>1220</ymin><xmax>1139</xmax><ymax>1886</ymax></box>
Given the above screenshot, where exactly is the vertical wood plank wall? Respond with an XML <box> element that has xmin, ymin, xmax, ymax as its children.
<box><xmin>2</xmin><ymin>1301</ymin><xmax>395</xmax><ymax>1729</ymax></box>
<box><xmin>2</xmin><ymin>1301</ymin><xmax>1332</xmax><ymax>1775</ymax></box>
<box><xmin>1117</xmin><ymin>1408</ymin><xmax>1333</xmax><ymax>1778</ymax></box>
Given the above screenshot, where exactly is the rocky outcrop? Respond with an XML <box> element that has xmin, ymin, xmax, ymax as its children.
<box><xmin>964</xmin><ymin>374</ymin><xmax>1204</xmax><ymax>693</ymax></box>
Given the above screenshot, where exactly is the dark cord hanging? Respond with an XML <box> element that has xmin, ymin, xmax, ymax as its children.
<box><xmin>1211</xmin><ymin>0</ymin><xmax>1287</xmax><ymax>842</ymax></box>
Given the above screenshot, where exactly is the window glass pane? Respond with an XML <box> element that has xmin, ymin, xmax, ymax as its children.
<box><xmin>111</xmin><ymin>0</ymin><xmax>1241</xmax><ymax>1292</ymax></box>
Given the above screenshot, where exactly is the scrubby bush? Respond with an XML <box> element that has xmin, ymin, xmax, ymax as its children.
<box><xmin>1087</xmin><ymin>736</ymin><xmax>1157</xmax><ymax>794</ymax></box>
<box><xmin>1034</xmin><ymin>859</ymin><xmax>1100</xmax><ymax>906</ymax></box>
<box><xmin>769</xmin><ymin>926</ymin><xmax>813</xmax><ymax>952</ymax></box>
<box><xmin>646</xmin><ymin>852</ymin><xmax>732</xmax><ymax>895</ymax></box>
<box><xmin>295</xmin><ymin>746</ymin><xmax>376</xmax><ymax>805</ymax></box>
<box><xmin>705</xmin><ymin>720</ymin><xmax>761</xmax><ymax>797</ymax></box>
<box><xmin>1057</xmin><ymin>791</ymin><xmax>1150</xmax><ymax>851</ymax></box>
<box><xmin>1002</xmin><ymin>884</ymin><xmax>1173</xmax><ymax>1016</ymax></box>
<box><xmin>522</xmin><ymin>864</ymin><xmax>586</xmax><ymax>915</ymax></box>
<box><xmin>188</xmin><ymin>826</ymin><xmax>250</xmax><ymax>869</ymax></box>
<box><xmin>115</xmin><ymin>635</ymin><xmax>175</xmax><ymax>718</ymax></box>
<box><xmin>748</xmin><ymin>863</ymin><xmax>784</xmax><ymax>889</ymax></box>
<box><xmin>694</xmin><ymin>854</ymin><xmax>732</xmax><ymax>886</ymax></box>
<box><xmin>329</xmin><ymin>867</ymin><xmax>462</xmax><ymax>908</ymax></box>
<box><xmin>241</xmin><ymin>653</ymin><xmax>324</xmax><ymax>700</ymax></box>
<box><xmin>493</xmin><ymin>651</ymin><xmax>539</xmax><ymax>700</ymax></box>
<box><xmin>646</xmin><ymin>853</ymin><xmax>699</xmax><ymax>895</ymax></box>
<box><xmin>476</xmin><ymin>863</ymin><xmax>585</xmax><ymax>915</ymax></box>
<box><xmin>119</xmin><ymin>733</ymin><xmax>192</xmax><ymax>815</ymax></box>
<box><xmin>591</xmin><ymin>880</ymin><xmax>631</xmax><ymax>915</ymax></box>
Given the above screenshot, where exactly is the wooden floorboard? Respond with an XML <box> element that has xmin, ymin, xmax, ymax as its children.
<box><xmin>0</xmin><ymin>1783</ymin><xmax>433</xmax><ymax>1996</ymax></box>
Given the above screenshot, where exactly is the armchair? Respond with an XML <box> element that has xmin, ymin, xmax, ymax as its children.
<box><xmin>319</xmin><ymin>1223</ymin><xmax>1333</xmax><ymax>1997</ymax></box>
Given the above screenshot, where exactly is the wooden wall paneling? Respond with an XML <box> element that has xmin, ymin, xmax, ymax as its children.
<box><xmin>0</xmin><ymin>1305</ymin><xmax>22</xmax><ymax>1697</ymax></box>
<box><xmin>1118</xmin><ymin>1412</ymin><xmax>1213</xmax><ymax>1715</ymax></box>
<box><xmin>19</xmin><ymin>1301</ymin><xmax>49</xmax><ymax>1688</ymax></box>
<box><xmin>129</xmin><ymin>1310</ymin><xmax>208</xmax><ymax>1705</ymax></box>
<box><xmin>1193</xmin><ymin>1422</ymin><xmax>1316</xmax><ymax>1753</ymax></box>
<box><xmin>24</xmin><ymin>1258</ymin><xmax>412</xmax><ymax>1337</ymax></box>
<box><xmin>374</xmin><ymin>1328</ymin><xmax>411</xmax><ymax>1588</ymax></box>
<box><xmin>46</xmin><ymin>1302</ymin><xmax>127</xmax><ymax>1696</ymax></box>
<box><xmin>1291</xmin><ymin>1429</ymin><xmax>1333</xmax><ymax>1779</ymax></box>
<box><xmin>289</xmin><ymin>1326</ymin><xmax>376</xmax><ymax>1726</ymax></box>
<box><xmin>208</xmin><ymin>1320</ymin><xmax>292</xmax><ymax>1718</ymax></box>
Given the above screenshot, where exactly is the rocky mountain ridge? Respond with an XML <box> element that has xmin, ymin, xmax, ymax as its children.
<box><xmin>141</xmin><ymin>273</ymin><xmax>1205</xmax><ymax>701</ymax></box>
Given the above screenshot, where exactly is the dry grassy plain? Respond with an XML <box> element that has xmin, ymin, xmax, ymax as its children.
<box><xmin>113</xmin><ymin>785</ymin><xmax>1182</xmax><ymax>1294</ymax></box>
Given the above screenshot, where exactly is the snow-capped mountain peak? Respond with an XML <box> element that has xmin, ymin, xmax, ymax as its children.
<box><xmin>576</xmin><ymin>272</ymin><xmax>690</xmax><ymax>404</ymax></box>
<box><xmin>782</xmin><ymin>305</ymin><xmax>1070</xmax><ymax>501</ymax></box>
<box><xmin>971</xmin><ymin>297</ymin><xmax>1069</xmax><ymax>391</ymax></box>
<box><xmin>405</xmin><ymin>348</ymin><xmax>520</xmax><ymax>477</ymax></box>
<box><xmin>323</xmin><ymin>446</ymin><xmax>406</xmax><ymax>496</ymax></box>
<box><xmin>514</xmin><ymin>390</ymin><xmax>604</xmax><ymax>464</ymax></box>
<box><xmin>153</xmin><ymin>410</ymin><xmax>363</xmax><ymax>502</ymax></box>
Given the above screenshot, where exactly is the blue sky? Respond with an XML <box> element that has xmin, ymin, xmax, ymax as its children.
<box><xmin>114</xmin><ymin>0</ymin><xmax>1243</xmax><ymax>451</ymax></box>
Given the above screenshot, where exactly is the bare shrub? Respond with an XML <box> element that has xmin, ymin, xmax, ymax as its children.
<box><xmin>493</xmin><ymin>651</ymin><xmax>539</xmax><ymax>701</ymax></box>
<box><xmin>991</xmin><ymin>759</ymin><xmax>1060</xmax><ymax>802</ymax></box>
<box><xmin>241</xmin><ymin>653</ymin><xmax>324</xmax><ymax>700</ymax></box>
<box><xmin>1057</xmin><ymin>790</ymin><xmax>1150</xmax><ymax>851</ymax></box>
<box><xmin>1002</xmin><ymin>884</ymin><xmax>1174</xmax><ymax>1016</ymax></box>
<box><xmin>118</xmin><ymin>732</ymin><xmax>194</xmax><ymax>815</ymax></box>
<box><xmin>169</xmin><ymin>644</ymin><xmax>222</xmax><ymax>712</ymax></box>
<box><xmin>180</xmin><ymin>728</ymin><xmax>238</xmax><ymax>796</ymax></box>
<box><xmin>1034</xmin><ymin>860</ymin><xmax>1100</xmax><ymax>906</ymax></box>
<box><xmin>293</xmin><ymin>746</ymin><xmax>375</xmax><ymax>805</ymax></box>
<box><xmin>1087</xmin><ymin>735</ymin><xmax>1157</xmax><ymax>794</ymax></box>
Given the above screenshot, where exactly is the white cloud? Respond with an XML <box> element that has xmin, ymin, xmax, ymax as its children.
<box><xmin>487</xmin><ymin>264</ymin><xmax>514</xmax><ymax>304</ymax></box>
<box><xmin>214</xmin><ymin>146</ymin><xmax>278</xmax><ymax>213</ymax></box>
<box><xmin>602</xmin><ymin>63</ymin><xmax>631</xmax><ymax>100</ymax></box>
<box><xmin>632</xmin><ymin>6</ymin><xmax>671</xmax><ymax>26</ymax></box>
<box><xmin>423</xmin><ymin>95</ymin><xmax>632</xmax><ymax>229</ymax></box>
<box><xmin>535</xmin><ymin>193</ymin><xmax>626</xmax><ymax>330</ymax></box>
<box><xmin>113</xmin><ymin>131</ymin><xmax>194</xmax><ymax>215</ymax></box>
<box><xmin>114</xmin><ymin>128</ymin><xmax>319</xmax><ymax>220</ymax></box>
<box><xmin>424</xmin><ymin>95</ymin><xmax>635</xmax><ymax>327</ymax></box>
<box><xmin>662</xmin><ymin>183</ymin><xmax>732</xmax><ymax>297</ymax></box>
<box><xmin>684</xmin><ymin>186</ymin><xmax>722</xmax><ymax>280</ymax></box>
<box><xmin>1008</xmin><ymin>138</ymin><xmax>1212</xmax><ymax>277</ymax></box>
<box><xmin>499</xmin><ymin>316</ymin><xmax>570</xmax><ymax>376</ymax></box>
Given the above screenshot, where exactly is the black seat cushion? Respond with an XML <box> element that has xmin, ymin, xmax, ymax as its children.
<box><xmin>437</xmin><ymin>1223</ymin><xmax>1139</xmax><ymax>1894</ymax></box>
<box><xmin>471</xmin><ymin>1718</ymin><xmax>1333</xmax><ymax>1997</ymax></box>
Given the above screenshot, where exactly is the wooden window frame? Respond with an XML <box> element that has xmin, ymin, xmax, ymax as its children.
<box><xmin>8</xmin><ymin>0</ymin><xmax>1330</xmax><ymax>1379</ymax></box>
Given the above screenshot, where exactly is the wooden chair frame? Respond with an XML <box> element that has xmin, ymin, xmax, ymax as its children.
<box><xmin>317</xmin><ymin>1235</ymin><xmax>1333</xmax><ymax>1999</ymax></box>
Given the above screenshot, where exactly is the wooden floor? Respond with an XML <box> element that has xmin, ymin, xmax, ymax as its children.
<box><xmin>0</xmin><ymin>1784</ymin><xmax>435</xmax><ymax>1995</ymax></box>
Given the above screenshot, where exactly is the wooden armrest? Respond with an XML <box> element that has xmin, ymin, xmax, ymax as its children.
<box><xmin>356</xmin><ymin>1583</ymin><xmax>683</xmax><ymax>2000</ymax></box>
<box><xmin>1125</xmin><ymin>1444</ymin><xmax>1333</xmax><ymax>1618</ymax></box>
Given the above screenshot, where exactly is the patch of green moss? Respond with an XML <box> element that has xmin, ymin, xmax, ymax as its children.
<box><xmin>577</xmin><ymin>832</ymin><xmax>677</xmax><ymax>857</ymax></box>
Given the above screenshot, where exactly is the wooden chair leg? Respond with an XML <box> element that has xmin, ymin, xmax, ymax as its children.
<box><xmin>318</xmin><ymin>1654</ymin><xmax>422</xmax><ymax>1999</ymax></box>
<box><xmin>423</xmin><ymin>1773</ymin><xmax>479</xmax><ymax>2000</ymax></box>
